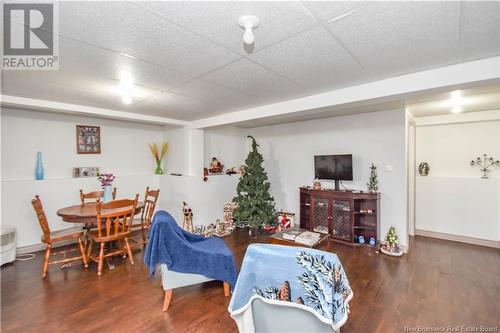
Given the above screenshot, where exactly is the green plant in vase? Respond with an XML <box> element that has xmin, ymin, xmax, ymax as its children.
<box><xmin>148</xmin><ymin>142</ymin><xmax>169</xmax><ymax>174</ymax></box>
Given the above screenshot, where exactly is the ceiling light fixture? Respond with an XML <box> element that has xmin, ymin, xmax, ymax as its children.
<box><xmin>450</xmin><ymin>90</ymin><xmax>464</xmax><ymax>106</ymax></box>
<box><xmin>119</xmin><ymin>71</ymin><xmax>134</xmax><ymax>105</ymax></box>
<box><xmin>448</xmin><ymin>90</ymin><xmax>465</xmax><ymax>113</ymax></box>
<box><xmin>122</xmin><ymin>96</ymin><xmax>132</xmax><ymax>105</ymax></box>
<box><xmin>238</xmin><ymin>15</ymin><xmax>259</xmax><ymax>45</ymax></box>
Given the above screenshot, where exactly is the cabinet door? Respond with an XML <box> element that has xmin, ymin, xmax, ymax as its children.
<box><xmin>311</xmin><ymin>197</ymin><xmax>330</xmax><ymax>233</ymax></box>
<box><xmin>299</xmin><ymin>193</ymin><xmax>311</xmax><ymax>229</ymax></box>
<box><xmin>331</xmin><ymin>199</ymin><xmax>352</xmax><ymax>241</ymax></box>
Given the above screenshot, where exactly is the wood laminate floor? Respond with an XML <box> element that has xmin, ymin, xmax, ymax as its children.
<box><xmin>1</xmin><ymin>230</ymin><xmax>499</xmax><ymax>333</ymax></box>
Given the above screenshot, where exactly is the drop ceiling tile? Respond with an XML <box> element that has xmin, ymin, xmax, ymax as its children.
<box><xmin>200</xmin><ymin>58</ymin><xmax>295</xmax><ymax>98</ymax></box>
<box><xmin>460</xmin><ymin>1</ymin><xmax>500</xmax><ymax>61</ymax></box>
<box><xmin>2</xmin><ymin>70</ymin><xmax>160</xmax><ymax>110</ymax></box>
<box><xmin>58</xmin><ymin>37</ymin><xmax>190</xmax><ymax>91</ymax></box>
<box><xmin>250</xmin><ymin>26</ymin><xmax>366</xmax><ymax>94</ymax></box>
<box><xmin>168</xmin><ymin>78</ymin><xmax>251</xmax><ymax>104</ymax></box>
<box><xmin>2</xmin><ymin>72</ymin><xmax>155</xmax><ymax>111</ymax></box>
<box><xmin>127</xmin><ymin>101</ymin><xmax>196</xmax><ymax>121</ymax></box>
<box><xmin>130</xmin><ymin>91</ymin><xmax>221</xmax><ymax>119</ymax></box>
<box><xmin>59</xmin><ymin>1</ymin><xmax>239</xmax><ymax>76</ymax></box>
<box><xmin>137</xmin><ymin>1</ymin><xmax>317</xmax><ymax>55</ymax></box>
<box><xmin>300</xmin><ymin>1</ymin><xmax>368</xmax><ymax>22</ymax></box>
<box><xmin>328</xmin><ymin>2</ymin><xmax>461</xmax><ymax>78</ymax></box>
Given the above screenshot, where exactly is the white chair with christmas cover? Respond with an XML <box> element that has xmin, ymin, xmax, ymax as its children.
<box><xmin>229</xmin><ymin>244</ymin><xmax>352</xmax><ymax>333</ymax></box>
<box><xmin>250</xmin><ymin>298</ymin><xmax>338</xmax><ymax>333</ymax></box>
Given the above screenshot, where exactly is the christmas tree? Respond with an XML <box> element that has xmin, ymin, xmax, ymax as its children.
<box><xmin>385</xmin><ymin>226</ymin><xmax>399</xmax><ymax>247</ymax></box>
<box><xmin>367</xmin><ymin>163</ymin><xmax>378</xmax><ymax>192</ymax></box>
<box><xmin>233</xmin><ymin>136</ymin><xmax>277</xmax><ymax>229</ymax></box>
<box><xmin>381</xmin><ymin>226</ymin><xmax>403</xmax><ymax>256</ymax></box>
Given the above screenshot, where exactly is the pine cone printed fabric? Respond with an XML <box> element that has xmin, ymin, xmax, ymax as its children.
<box><xmin>278</xmin><ymin>281</ymin><xmax>291</xmax><ymax>301</ymax></box>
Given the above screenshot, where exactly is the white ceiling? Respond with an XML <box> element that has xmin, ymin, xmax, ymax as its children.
<box><xmin>1</xmin><ymin>1</ymin><xmax>499</xmax><ymax>121</ymax></box>
<box><xmin>406</xmin><ymin>85</ymin><xmax>500</xmax><ymax>117</ymax></box>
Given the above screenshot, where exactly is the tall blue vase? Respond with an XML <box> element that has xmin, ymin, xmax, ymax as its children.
<box><xmin>35</xmin><ymin>152</ymin><xmax>44</xmax><ymax>180</ymax></box>
<box><xmin>103</xmin><ymin>185</ymin><xmax>112</xmax><ymax>202</ymax></box>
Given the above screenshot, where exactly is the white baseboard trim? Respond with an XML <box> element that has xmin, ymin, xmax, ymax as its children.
<box><xmin>17</xmin><ymin>239</ymin><xmax>77</xmax><ymax>255</ymax></box>
<box><xmin>415</xmin><ymin>229</ymin><xmax>500</xmax><ymax>249</ymax></box>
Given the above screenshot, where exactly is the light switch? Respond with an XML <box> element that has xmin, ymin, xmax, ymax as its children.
<box><xmin>385</xmin><ymin>165</ymin><xmax>394</xmax><ymax>172</ymax></box>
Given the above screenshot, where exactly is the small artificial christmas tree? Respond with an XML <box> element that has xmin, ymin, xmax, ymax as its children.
<box><xmin>233</xmin><ymin>136</ymin><xmax>277</xmax><ymax>229</ymax></box>
<box><xmin>381</xmin><ymin>226</ymin><xmax>403</xmax><ymax>257</ymax></box>
<box><xmin>385</xmin><ymin>226</ymin><xmax>398</xmax><ymax>248</ymax></box>
<box><xmin>367</xmin><ymin>163</ymin><xmax>378</xmax><ymax>193</ymax></box>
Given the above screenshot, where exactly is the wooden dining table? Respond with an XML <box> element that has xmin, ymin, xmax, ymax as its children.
<box><xmin>57</xmin><ymin>201</ymin><xmax>145</xmax><ymax>270</ymax></box>
<box><xmin>57</xmin><ymin>201</ymin><xmax>145</xmax><ymax>224</ymax></box>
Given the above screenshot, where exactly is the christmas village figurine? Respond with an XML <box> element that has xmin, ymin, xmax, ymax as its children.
<box><xmin>208</xmin><ymin>157</ymin><xmax>224</xmax><ymax>174</ymax></box>
<box><xmin>193</xmin><ymin>219</ymin><xmax>233</xmax><ymax>238</ymax></box>
<box><xmin>239</xmin><ymin>165</ymin><xmax>246</xmax><ymax>177</ymax></box>
<box><xmin>182</xmin><ymin>201</ymin><xmax>194</xmax><ymax>233</ymax></box>
<box><xmin>380</xmin><ymin>226</ymin><xmax>403</xmax><ymax>257</ymax></box>
<box><xmin>367</xmin><ymin>163</ymin><xmax>378</xmax><ymax>193</ymax></box>
<box><xmin>223</xmin><ymin>202</ymin><xmax>238</xmax><ymax>228</ymax></box>
<box><xmin>192</xmin><ymin>202</ymin><xmax>237</xmax><ymax>238</ymax></box>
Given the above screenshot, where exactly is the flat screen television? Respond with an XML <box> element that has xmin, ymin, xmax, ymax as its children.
<box><xmin>314</xmin><ymin>154</ymin><xmax>353</xmax><ymax>190</ymax></box>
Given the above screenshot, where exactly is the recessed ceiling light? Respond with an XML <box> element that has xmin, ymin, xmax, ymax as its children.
<box><xmin>122</xmin><ymin>96</ymin><xmax>132</xmax><ymax>105</ymax></box>
<box><xmin>451</xmin><ymin>105</ymin><xmax>462</xmax><ymax>113</ymax></box>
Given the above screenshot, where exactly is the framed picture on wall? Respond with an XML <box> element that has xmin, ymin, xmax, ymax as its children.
<box><xmin>76</xmin><ymin>125</ymin><xmax>101</xmax><ymax>154</ymax></box>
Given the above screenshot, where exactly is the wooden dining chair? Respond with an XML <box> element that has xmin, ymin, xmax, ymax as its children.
<box><xmin>86</xmin><ymin>195</ymin><xmax>139</xmax><ymax>276</ymax></box>
<box><xmin>31</xmin><ymin>195</ymin><xmax>88</xmax><ymax>278</ymax></box>
<box><xmin>79</xmin><ymin>188</ymin><xmax>117</xmax><ymax>204</ymax></box>
<box><xmin>130</xmin><ymin>187</ymin><xmax>160</xmax><ymax>248</ymax></box>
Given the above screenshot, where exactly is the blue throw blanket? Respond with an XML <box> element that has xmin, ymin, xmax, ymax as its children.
<box><xmin>144</xmin><ymin>210</ymin><xmax>238</xmax><ymax>289</ymax></box>
<box><xmin>228</xmin><ymin>244</ymin><xmax>353</xmax><ymax>330</ymax></box>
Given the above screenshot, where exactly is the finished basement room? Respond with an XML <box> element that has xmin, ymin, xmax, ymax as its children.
<box><xmin>1</xmin><ymin>1</ymin><xmax>499</xmax><ymax>333</ymax></box>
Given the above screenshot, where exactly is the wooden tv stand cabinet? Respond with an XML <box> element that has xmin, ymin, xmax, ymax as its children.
<box><xmin>299</xmin><ymin>187</ymin><xmax>380</xmax><ymax>245</ymax></box>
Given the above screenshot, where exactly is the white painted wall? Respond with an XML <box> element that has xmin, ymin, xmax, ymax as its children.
<box><xmin>247</xmin><ymin>109</ymin><xmax>408</xmax><ymax>246</ymax></box>
<box><xmin>204</xmin><ymin>126</ymin><xmax>246</xmax><ymax>170</ymax></box>
<box><xmin>163</xmin><ymin>127</ymin><xmax>189</xmax><ymax>175</ymax></box>
<box><xmin>415</xmin><ymin>119</ymin><xmax>500</xmax><ymax>242</ymax></box>
<box><xmin>1</xmin><ymin>108</ymin><xmax>164</xmax><ymax>247</ymax></box>
<box><xmin>416</xmin><ymin>121</ymin><xmax>500</xmax><ymax>179</ymax></box>
<box><xmin>159</xmin><ymin>174</ymin><xmax>239</xmax><ymax>227</ymax></box>
<box><xmin>1</xmin><ymin>108</ymin><xmax>164</xmax><ymax>180</ymax></box>
<box><xmin>416</xmin><ymin>177</ymin><xmax>499</xmax><ymax>241</ymax></box>
<box><xmin>407</xmin><ymin>120</ymin><xmax>416</xmax><ymax>237</ymax></box>
<box><xmin>157</xmin><ymin>126</ymin><xmax>245</xmax><ymax>227</ymax></box>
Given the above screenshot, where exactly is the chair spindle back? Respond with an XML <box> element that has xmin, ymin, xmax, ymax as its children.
<box><xmin>140</xmin><ymin>187</ymin><xmax>160</xmax><ymax>229</ymax></box>
<box><xmin>96</xmin><ymin>195</ymin><xmax>139</xmax><ymax>238</ymax></box>
<box><xmin>31</xmin><ymin>195</ymin><xmax>51</xmax><ymax>242</ymax></box>
<box><xmin>80</xmin><ymin>188</ymin><xmax>117</xmax><ymax>204</ymax></box>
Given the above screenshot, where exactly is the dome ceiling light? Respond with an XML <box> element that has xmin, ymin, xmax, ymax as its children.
<box><xmin>238</xmin><ymin>15</ymin><xmax>259</xmax><ymax>45</ymax></box>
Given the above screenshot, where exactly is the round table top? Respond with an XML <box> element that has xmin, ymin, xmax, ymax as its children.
<box><xmin>57</xmin><ymin>201</ymin><xmax>144</xmax><ymax>224</ymax></box>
